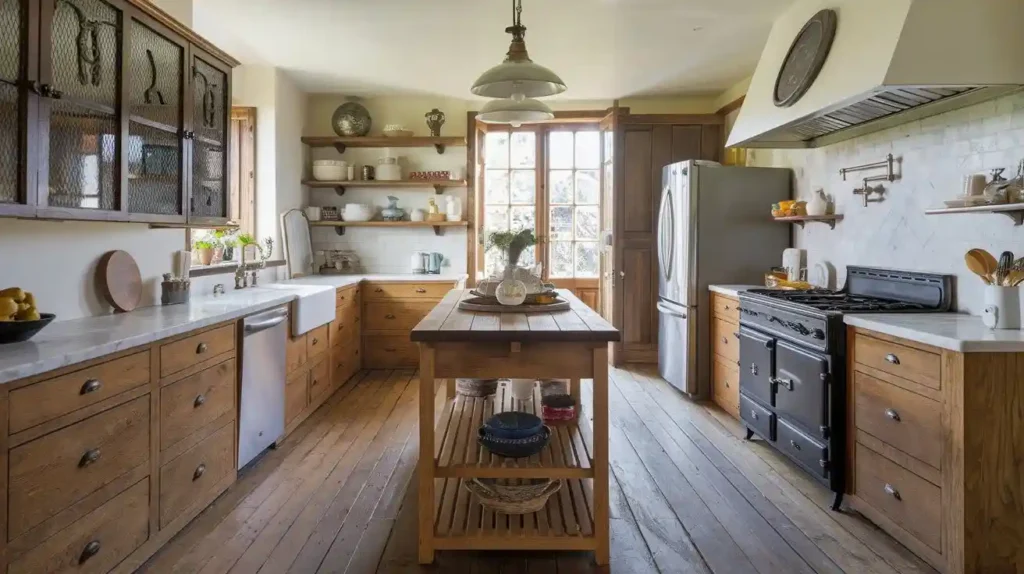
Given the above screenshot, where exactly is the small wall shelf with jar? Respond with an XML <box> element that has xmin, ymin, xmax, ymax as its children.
<box><xmin>772</xmin><ymin>214</ymin><xmax>844</xmax><ymax>230</ymax></box>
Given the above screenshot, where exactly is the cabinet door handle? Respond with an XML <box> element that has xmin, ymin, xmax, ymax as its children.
<box><xmin>79</xmin><ymin>448</ymin><xmax>101</xmax><ymax>468</ymax></box>
<box><xmin>80</xmin><ymin>379</ymin><xmax>102</xmax><ymax>395</ymax></box>
<box><xmin>196</xmin><ymin>342</ymin><xmax>208</xmax><ymax>354</ymax></box>
<box><xmin>771</xmin><ymin>377</ymin><xmax>793</xmax><ymax>391</ymax></box>
<box><xmin>79</xmin><ymin>540</ymin><xmax>101</xmax><ymax>564</ymax></box>
<box><xmin>885</xmin><ymin>353</ymin><xmax>900</xmax><ymax>365</ymax></box>
<box><xmin>884</xmin><ymin>408</ymin><xmax>900</xmax><ymax>422</ymax></box>
<box><xmin>194</xmin><ymin>394</ymin><xmax>206</xmax><ymax>408</ymax></box>
<box><xmin>193</xmin><ymin>463</ymin><xmax>206</xmax><ymax>481</ymax></box>
<box><xmin>385</xmin><ymin>314</ymin><xmax>396</xmax><ymax>320</ymax></box>
<box><xmin>883</xmin><ymin>483</ymin><xmax>901</xmax><ymax>500</ymax></box>
<box><xmin>415</xmin><ymin>288</ymin><xmax>427</xmax><ymax>293</ymax></box>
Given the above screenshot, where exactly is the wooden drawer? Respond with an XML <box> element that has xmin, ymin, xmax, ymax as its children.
<box><xmin>286</xmin><ymin>333</ymin><xmax>307</xmax><ymax>374</ymax></box>
<box><xmin>712</xmin><ymin>293</ymin><xmax>740</xmax><ymax>324</ymax></box>
<box><xmin>331</xmin><ymin>304</ymin><xmax>360</xmax><ymax>348</ymax></box>
<box><xmin>308</xmin><ymin>357</ymin><xmax>331</xmax><ymax>406</ymax></box>
<box><xmin>711</xmin><ymin>355</ymin><xmax>739</xmax><ymax>418</ymax></box>
<box><xmin>364</xmin><ymin>301</ymin><xmax>435</xmax><ymax>332</ymax></box>
<box><xmin>9</xmin><ymin>396</ymin><xmax>150</xmax><ymax>538</ymax></box>
<box><xmin>160</xmin><ymin>324</ymin><xmax>236</xmax><ymax>378</ymax></box>
<box><xmin>363</xmin><ymin>335</ymin><xmax>418</xmax><ymax>368</ymax></box>
<box><xmin>335</xmin><ymin>286</ymin><xmax>359</xmax><ymax>309</ymax></box>
<box><xmin>363</xmin><ymin>282</ymin><xmax>451</xmax><ymax>301</ymax></box>
<box><xmin>855</xmin><ymin>372</ymin><xmax>942</xmax><ymax>469</ymax></box>
<box><xmin>285</xmin><ymin>370</ymin><xmax>308</xmax><ymax>426</ymax></box>
<box><xmin>711</xmin><ymin>317</ymin><xmax>739</xmax><ymax>363</ymax></box>
<box><xmin>8</xmin><ymin>479</ymin><xmax>149</xmax><ymax>574</ymax></box>
<box><xmin>332</xmin><ymin>345</ymin><xmax>360</xmax><ymax>389</ymax></box>
<box><xmin>159</xmin><ymin>421</ymin><xmax>234</xmax><ymax>528</ymax></box>
<box><xmin>855</xmin><ymin>443</ymin><xmax>941</xmax><ymax>552</ymax></box>
<box><xmin>10</xmin><ymin>350</ymin><xmax>150</xmax><ymax>434</ymax></box>
<box><xmin>160</xmin><ymin>358</ymin><xmax>236</xmax><ymax>451</ymax></box>
<box><xmin>306</xmin><ymin>325</ymin><xmax>330</xmax><ymax>361</ymax></box>
<box><xmin>854</xmin><ymin>334</ymin><xmax>940</xmax><ymax>390</ymax></box>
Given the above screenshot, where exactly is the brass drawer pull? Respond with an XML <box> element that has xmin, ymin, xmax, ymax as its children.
<box><xmin>80</xmin><ymin>379</ymin><xmax>102</xmax><ymax>395</ymax></box>
<box><xmin>374</xmin><ymin>288</ymin><xmax>384</xmax><ymax>293</ymax></box>
<box><xmin>415</xmin><ymin>288</ymin><xmax>427</xmax><ymax>293</ymax></box>
<box><xmin>194</xmin><ymin>394</ymin><xmax>206</xmax><ymax>408</ymax></box>
<box><xmin>79</xmin><ymin>448</ymin><xmax>101</xmax><ymax>468</ymax></box>
<box><xmin>312</xmin><ymin>337</ymin><xmax>319</xmax><ymax>345</ymax></box>
<box><xmin>385</xmin><ymin>314</ymin><xmax>396</xmax><ymax>320</ymax></box>
<box><xmin>885</xmin><ymin>353</ymin><xmax>900</xmax><ymax>365</ymax></box>
<box><xmin>385</xmin><ymin>348</ymin><xmax>397</xmax><ymax>353</ymax></box>
<box><xmin>196</xmin><ymin>342</ymin><xmax>208</xmax><ymax>354</ymax></box>
<box><xmin>193</xmin><ymin>463</ymin><xmax>206</xmax><ymax>481</ymax></box>
<box><xmin>883</xmin><ymin>483</ymin><xmax>901</xmax><ymax>500</ymax></box>
<box><xmin>79</xmin><ymin>540</ymin><xmax>101</xmax><ymax>564</ymax></box>
<box><xmin>885</xmin><ymin>408</ymin><xmax>900</xmax><ymax>422</ymax></box>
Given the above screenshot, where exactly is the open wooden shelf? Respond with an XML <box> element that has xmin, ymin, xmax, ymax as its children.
<box><xmin>303</xmin><ymin>179</ymin><xmax>467</xmax><ymax>195</ymax></box>
<box><xmin>925</xmin><ymin>203</ymin><xmax>1024</xmax><ymax>226</ymax></box>
<box><xmin>148</xmin><ymin>221</ymin><xmax>239</xmax><ymax>230</ymax></box>
<box><xmin>773</xmin><ymin>214</ymin><xmax>844</xmax><ymax>229</ymax></box>
<box><xmin>309</xmin><ymin>220</ymin><xmax>468</xmax><ymax>236</ymax></box>
<box><xmin>300</xmin><ymin>136</ymin><xmax>465</xmax><ymax>154</ymax></box>
<box><xmin>434</xmin><ymin>381</ymin><xmax>593</xmax><ymax>479</ymax></box>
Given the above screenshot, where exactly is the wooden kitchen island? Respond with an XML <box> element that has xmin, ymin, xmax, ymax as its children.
<box><xmin>410</xmin><ymin>289</ymin><xmax>619</xmax><ymax>565</ymax></box>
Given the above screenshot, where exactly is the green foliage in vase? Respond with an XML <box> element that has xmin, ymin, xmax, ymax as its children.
<box><xmin>486</xmin><ymin>229</ymin><xmax>537</xmax><ymax>266</ymax></box>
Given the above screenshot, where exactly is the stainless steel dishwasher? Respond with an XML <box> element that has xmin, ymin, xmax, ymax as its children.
<box><xmin>238</xmin><ymin>306</ymin><xmax>288</xmax><ymax>469</ymax></box>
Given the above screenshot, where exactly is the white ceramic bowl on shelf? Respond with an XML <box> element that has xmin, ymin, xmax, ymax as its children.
<box><xmin>342</xmin><ymin>203</ymin><xmax>374</xmax><ymax>222</ymax></box>
<box><xmin>312</xmin><ymin>166</ymin><xmax>344</xmax><ymax>181</ymax></box>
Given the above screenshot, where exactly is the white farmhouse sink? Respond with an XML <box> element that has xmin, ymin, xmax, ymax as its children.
<box><xmin>257</xmin><ymin>284</ymin><xmax>336</xmax><ymax>336</ymax></box>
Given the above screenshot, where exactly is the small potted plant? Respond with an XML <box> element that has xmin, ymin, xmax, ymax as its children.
<box><xmin>216</xmin><ymin>230</ymin><xmax>238</xmax><ymax>262</ymax></box>
<box><xmin>487</xmin><ymin>229</ymin><xmax>537</xmax><ymax>277</ymax></box>
<box><xmin>193</xmin><ymin>239</ymin><xmax>215</xmax><ymax>266</ymax></box>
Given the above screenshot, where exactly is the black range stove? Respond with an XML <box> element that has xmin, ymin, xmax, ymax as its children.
<box><xmin>737</xmin><ymin>267</ymin><xmax>953</xmax><ymax>511</ymax></box>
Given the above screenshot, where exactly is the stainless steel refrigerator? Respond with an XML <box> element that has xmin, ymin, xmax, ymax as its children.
<box><xmin>657</xmin><ymin>161</ymin><xmax>791</xmax><ymax>397</ymax></box>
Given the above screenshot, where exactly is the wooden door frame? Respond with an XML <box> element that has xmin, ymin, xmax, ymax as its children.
<box><xmin>230</xmin><ymin>106</ymin><xmax>256</xmax><ymax>237</ymax></box>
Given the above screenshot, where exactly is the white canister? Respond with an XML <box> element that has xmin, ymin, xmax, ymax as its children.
<box><xmin>304</xmin><ymin>206</ymin><xmax>321</xmax><ymax>221</ymax></box>
<box><xmin>410</xmin><ymin>208</ymin><xmax>426</xmax><ymax>222</ymax></box>
<box><xmin>982</xmin><ymin>285</ymin><xmax>1023</xmax><ymax>329</ymax></box>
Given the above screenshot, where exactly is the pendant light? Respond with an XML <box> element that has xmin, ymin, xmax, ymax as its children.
<box><xmin>477</xmin><ymin>92</ymin><xmax>554</xmax><ymax>126</ymax></box>
<box><xmin>471</xmin><ymin>0</ymin><xmax>566</xmax><ymax>99</ymax></box>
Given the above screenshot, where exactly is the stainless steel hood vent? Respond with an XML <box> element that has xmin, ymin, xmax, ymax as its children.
<box><xmin>728</xmin><ymin>0</ymin><xmax>1024</xmax><ymax>149</ymax></box>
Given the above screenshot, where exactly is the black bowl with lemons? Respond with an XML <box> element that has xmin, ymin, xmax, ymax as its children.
<box><xmin>0</xmin><ymin>288</ymin><xmax>53</xmax><ymax>344</ymax></box>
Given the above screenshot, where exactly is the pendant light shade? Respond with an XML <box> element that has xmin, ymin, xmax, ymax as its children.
<box><xmin>477</xmin><ymin>94</ymin><xmax>554</xmax><ymax>126</ymax></box>
<box><xmin>471</xmin><ymin>0</ymin><xmax>566</xmax><ymax>99</ymax></box>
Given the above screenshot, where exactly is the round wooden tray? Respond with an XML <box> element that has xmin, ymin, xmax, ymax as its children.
<box><xmin>458</xmin><ymin>296</ymin><xmax>570</xmax><ymax>313</ymax></box>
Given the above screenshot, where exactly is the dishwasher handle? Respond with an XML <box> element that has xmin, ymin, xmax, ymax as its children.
<box><xmin>244</xmin><ymin>308</ymin><xmax>288</xmax><ymax>335</ymax></box>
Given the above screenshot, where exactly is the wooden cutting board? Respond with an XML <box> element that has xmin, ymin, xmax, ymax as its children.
<box><xmin>98</xmin><ymin>250</ymin><xmax>142</xmax><ymax>312</ymax></box>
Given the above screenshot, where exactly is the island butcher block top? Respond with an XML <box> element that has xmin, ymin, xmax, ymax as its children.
<box><xmin>410</xmin><ymin>289</ymin><xmax>619</xmax><ymax>343</ymax></box>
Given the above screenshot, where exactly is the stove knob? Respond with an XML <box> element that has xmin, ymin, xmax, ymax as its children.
<box><xmin>813</xmin><ymin>329</ymin><xmax>825</xmax><ymax>340</ymax></box>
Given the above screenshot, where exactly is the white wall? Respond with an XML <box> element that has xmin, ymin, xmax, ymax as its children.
<box><xmin>274</xmin><ymin>71</ymin><xmax>309</xmax><ymax>258</ymax></box>
<box><xmin>749</xmin><ymin>92</ymin><xmax>1024</xmax><ymax>314</ymax></box>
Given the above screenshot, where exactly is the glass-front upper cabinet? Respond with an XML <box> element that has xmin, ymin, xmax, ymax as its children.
<box><xmin>0</xmin><ymin>0</ymin><xmax>31</xmax><ymax>217</ymax></box>
<box><xmin>188</xmin><ymin>48</ymin><xmax>230</xmax><ymax>223</ymax></box>
<box><xmin>39</xmin><ymin>0</ymin><xmax>123</xmax><ymax>216</ymax></box>
<box><xmin>125</xmin><ymin>14</ymin><xmax>186</xmax><ymax>222</ymax></box>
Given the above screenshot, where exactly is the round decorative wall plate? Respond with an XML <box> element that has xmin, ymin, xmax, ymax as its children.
<box><xmin>773</xmin><ymin>9</ymin><xmax>838</xmax><ymax>108</ymax></box>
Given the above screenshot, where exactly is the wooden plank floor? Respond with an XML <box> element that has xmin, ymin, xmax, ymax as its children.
<box><xmin>140</xmin><ymin>366</ymin><xmax>936</xmax><ymax>574</ymax></box>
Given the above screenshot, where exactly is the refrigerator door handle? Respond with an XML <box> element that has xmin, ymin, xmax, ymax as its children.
<box><xmin>657</xmin><ymin>186</ymin><xmax>674</xmax><ymax>281</ymax></box>
<box><xmin>656</xmin><ymin>301</ymin><xmax>687</xmax><ymax>319</ymax></box>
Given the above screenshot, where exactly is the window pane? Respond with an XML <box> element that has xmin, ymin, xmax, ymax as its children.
<box><xmin>549</xmin><ymin>206</ymin><xmax>572</xmax><ymax>240</ymax></box>
<box><xmin>510</xmin><ymin>170</ymin><xmax>535</xmax><ymax>204</ymax></box>
<box><xmin>575</xmin><ymin>131</ymin><xmax>600</xmax><ymax>168</ymax></box>
<box><xmin>485</xmin><ymin>250</ymin><xmax>504</xmax><ymax>278</ymax></box>
<box><xmin>575</xmin><ymin>242</ymin><xmax>599</xmax><ymax>277</ymax></box>
<box><xmin>510</xmin><ymin>206</ymin><xmax>535</xmax><ymax>232</ymax></box>
<box><xmin>548</xmin><ymin>131</ymin><xmax>573</xmax><ymax>169</ymax></box>
<box><xmin>485</xmin><ymin>205</ymin><xmax>509</xmax><ymax>233</ymax></box>
<box><xmin>549</xmin><ymin>170</ymin><xmax>573</xmax><ymax>204</ymax></box>
<box><xmin>511</xmin><ymin>132</ymin><xmax>535</xmax><ymax>168</ymax></box>
<box><xmin>575</xmin><ymin>206</ymin><xmax>599</xmax><ymax>240</ymax></box>
<box><xmin>575</xmin><ymin>170</ymin><xmax>599</xmax><ymax>204</ymax></box>
<box><xmin>485</xmin><ymin>170</ymin><xmax>509</xmax><ymax>204</ymax></box>
<box><xmin>485</xmin><ymin>132</ymin><xmax>509</xmax><ymax>168</ymax></box>
<box><xmin>551</xmin><ymin>241</ymin><xmax>573</xmax><ymax>278</ymax></box>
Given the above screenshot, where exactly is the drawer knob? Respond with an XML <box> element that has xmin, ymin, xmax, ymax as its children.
<box><xmin>374</xmin><ymin>288</ymin><xmax>384</xmax><ymax>293</ymax></box>
<box><xmin>883</xmin><ymin>483</ymin><xmax>901</xmax><ymax>501</ymax></box>
<box><xmin>194</xmin><ymin>394</ymin><xmax>206</xmax><ymax>408</ymax></box>
<box><xmin>721</xmin><ymin>337</ymin><xmax>728</xmax><ymax>344</ymax></box>
<box><xmin>724</xmin><ymin>382</ymin><xmax>730</xmax><ymax>388</ymax></box>
<box><xmin>312</xmin><ymin>338</ymin><xmax>319</xmax><ymax>345</ymax></box>
<box><xmin>733</xmin><ymin>331</ymin><xmax>740</xmax><ymax>339</ymax></box>
<box><xmin>197</xmin><ymin>342</ymin><xmax>209</xmax><ymax>354</ymax></box>
<box><xmin>193</xmin><ymin>463</ymin><xmax>206</xmax><ymax>481</ymax></box>
<box><xmin>885</xmin><ymin>353</ymin><xmax>900</xmax><ymax>365</ymax></box>
<box><xmin>885</xmin><ymin>408</ymin><xmax>901</xmax><ymax>422</ymax></box>
<box><xmin>724</xmin><ymin>305</ymin><xmax>731</xmax><ymax>311</ymax></box>
<box><xmin>79</xmin><ymin>540</ymin><xmax>101</xmax><ymax>564</ymax></box>
<box><xmin>750</xmin><ymin>411</ymin><xmax>759</xmax><ymax>420</ymax></box>
<box><xmin>790</xmin><ymin>440</ymin><xmax>801</xmax><ymax>451</ymax></box>
<box><xmin>385</xmin><ymin>314</ymin><xmax>396</xmax><ymax>320</ymax></box>
<box><xmin>415</xmin><ymin>288</ymin><xmax>427</xmax><ymax>293</ymax></box>
<box><xmin>80</xmin><ymin>379</ymin><xmax>102</xmax><ymax>395</ymax></box>
<box><xmin>79</xmin><ymin>448</ymin><xmax>101</xmax><ymax>468</ymax></box>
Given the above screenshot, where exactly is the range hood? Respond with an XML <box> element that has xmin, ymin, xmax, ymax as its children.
<box><xmin>728</xmin><ymin>0</ymin><xmax>1024</xmax><ymax>149</ymax></box>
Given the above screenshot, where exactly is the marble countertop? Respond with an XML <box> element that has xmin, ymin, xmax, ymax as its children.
<box><xmin>844</xmin><ymin>313</ymin><xmax>1024</xmax><ymax>352</ymax></box>
<box><xmin>0</xmin><ymin>273</ymin><xmax>467</xmax><ymax>385</ymax></box>
<box><xmin>709</xmin><ymin>285</ymin><xmax>760</xmax><ymax>298</ymax></box>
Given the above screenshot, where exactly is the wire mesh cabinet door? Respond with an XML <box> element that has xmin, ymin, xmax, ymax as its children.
<box><xmin>187</xmin><ymin>45</ymin><xmax>231</xmax><ymax>225</ymax></box>
<box><xmin>0</xmin><ymin>0</ymin><xmax>37</xmax><ymax>218</ymax></box>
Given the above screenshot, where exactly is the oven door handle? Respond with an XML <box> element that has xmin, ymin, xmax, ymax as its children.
<box><xmin>656</xmin><ymin>302</ymin><xmax>687</xmax><ymax>319</ymax></box>
<box><xmin>770</xmin><ymin>376</ymin><xmax>793</xmax><ymax>391</ymax></box>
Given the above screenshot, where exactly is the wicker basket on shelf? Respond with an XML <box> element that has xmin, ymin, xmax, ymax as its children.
<box><xmin>455</xmin><ymin>378</ymin><xmax>501</xmax><ymax>397</ymax></box>
<box><xmin>463</xmin><ymin>479</ymin><xmax>562</xmax><ymax>514</ymax></box>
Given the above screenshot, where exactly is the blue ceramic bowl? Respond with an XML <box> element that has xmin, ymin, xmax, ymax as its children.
<box><xmin>478</xmin><ymin>425</ymin><xmax>551</xmax><ymax>459</ymax></box>
<box><xmin>483</xmin><ymin>411</ymin><xmax>544</xmax><ymax>440</ymax></box>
